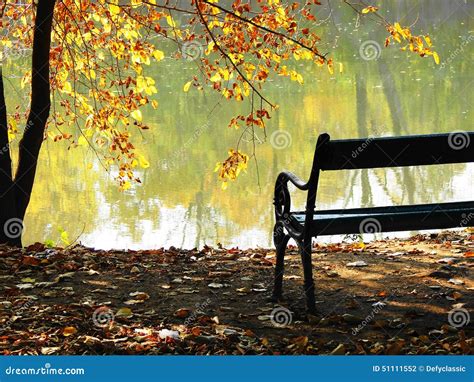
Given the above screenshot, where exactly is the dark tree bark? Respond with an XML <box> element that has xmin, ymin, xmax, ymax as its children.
<box><xmin>0</xmin><ymin>0</ymin><xmax>56</xmax><ymax>247</ymax></box>
<box><xmin>0</xmin><ymin>69</ymin><xmax>19</xmax><ymax>246</ymax></box>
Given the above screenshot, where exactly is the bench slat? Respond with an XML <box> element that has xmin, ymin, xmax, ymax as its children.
<box><xmin>290</xmin><ymin>201</ymin><xmax>474</xmax><ymax>236</ymax></box>
<box><xmin>319</xmin><ymin>132</ymin><xmax>474</xmax><ymax>170</ymax></box>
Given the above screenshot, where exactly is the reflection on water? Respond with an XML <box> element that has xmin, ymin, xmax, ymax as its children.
<box><xmin>6</xmin><ymin>1</ymin><xmax>473</xmax><ymax>249</ymax></box>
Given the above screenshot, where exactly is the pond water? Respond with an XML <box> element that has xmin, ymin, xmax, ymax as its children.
<box><xmin>5</xmin><ymin>1</ymin><xmax>473</xmax><ymax>249</ymax></box>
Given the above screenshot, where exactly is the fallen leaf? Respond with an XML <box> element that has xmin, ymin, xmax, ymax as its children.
<box><xmin>16</xmin><ymin>283</ymin><xmax>34</xmax><ymax>290</ymax></box>
<box><xmin>124</xmin><ymin>299</ymin><xmax>144</xmax><ymax>305</ymax></box>
<box><xmin>116</xmin><ymin>307</ymin><xmax>133</xmax><ymax>317</ymax></box>
<box><xmin>174</xmin><ymin>308</ymin><xmax>191</xmax><ymax>318</ymax></box>
<box><xmin>55</xmin><ymin>272</ymin><xmax>75</xmax><ymax>282</ymax></box>
<box><xmin>452</xmin><ymin>292</ymin><xmax>463</xmax><ymax>300</ymax></box>
<box><xmin>437</xmin><ymin>258</ymin><xmax>457</xmax><ymax>264</ymax></box>
<box><xmin>63</xmin><ymin>326</ymin><xmax>77</xmax><ymax>336</ymax></box>
<box><xmin>292</xmin><ymin>336</ymin><xmax>309</xmax><ymax>347</ymax></box>
<box><xmin>129</xmin><ymin>291</ymin><xmax>150</xmax><ymax>300</ymax></box>
<box><xmin>158</xmin><ymin>329</ymin><xmax>180</xmax><ymax>340</ymax></box>
<box><xmin>208</xmin><ymin>283</ymin><xmax>224</xmax><ymax>289</ymax></box>
<box><xmin>346</xmin><ymin>261</ymin><xmax>368</xmax><ymax>267</ymax></box>
<box><xmin>20</xmin><ymin>277</ymin><xmax>36</xmax><ymax>283</ymax></box>
<box><xmin>41</xmin><ymin>347</ymin><xmax>60</xmax><ymax>355</ymax></box>
<box><xmin>22</xmin><ymin>256</ymin><xmax>40</xmax><ymax>266</ymax></box>
<box><xmin>386</xmin><ymin>340</ymin><xmax>405</xmax><ymax>355</ymax></box>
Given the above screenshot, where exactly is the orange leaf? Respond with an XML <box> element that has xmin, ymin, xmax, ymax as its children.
<box><xmin>22</xmin><ymin>256</ymin><xmax>40</xmax><ymax>266</ymax></box>
<box><xmin>63</xmin><ymin>327</ymin><xmax>77</xmax><ymax>337</ymax></box>
<box><xmin>174</xmin><ymin>308</ymin><xmax>191</xmax><ymax>318</ymax></box>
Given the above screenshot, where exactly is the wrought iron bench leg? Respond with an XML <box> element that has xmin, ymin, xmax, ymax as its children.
<box><xmin>300</xmin><ymin>239</ymin><xmax>316</xmax><ymax>313</ymax></box>
<box><xmin>272</xmin><ymin>225</ymin><xmax>290</xmax><ymax>301</ymax></box>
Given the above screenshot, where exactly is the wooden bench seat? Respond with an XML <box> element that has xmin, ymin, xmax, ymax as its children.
<box><xmin>290</xmin><ymin>201</ymin><xmax>474</xmax><ymax>236</ymax></box>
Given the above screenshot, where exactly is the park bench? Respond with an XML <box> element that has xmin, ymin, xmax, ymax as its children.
<box><xmin>272</xmin><ymin>131</ymin><xmax>474</xmax><ymax>312</ymax></box>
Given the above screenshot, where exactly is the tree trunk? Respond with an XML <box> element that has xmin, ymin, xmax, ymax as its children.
<box><xmin>0</xmin><ymin>69</ymin><xmax>20</xmax><ymax>246</ymax></box>
<box><xmin>0</xmin><ymin>0</ymin><xmax>56</xmax><ymax>247</ymax></box>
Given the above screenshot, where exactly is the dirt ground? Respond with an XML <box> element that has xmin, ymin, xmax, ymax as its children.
<box><xmin>0</xmin><ymin>230</ymin><xmax>472</xmax><ymax>355</ymax></box>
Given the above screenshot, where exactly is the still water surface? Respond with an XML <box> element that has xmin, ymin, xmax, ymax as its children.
<box><xmin>6</xmin><ymin>2</ymin><xmax>473</xmax><ymax>249</ymax></box>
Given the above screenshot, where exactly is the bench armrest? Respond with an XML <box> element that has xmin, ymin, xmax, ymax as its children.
<box><xmin>274</xmin><ymin>171</ymin><xmax>308</xmax><ymax>220</ymax></box>
<box><xmin>276</xmin><ymin>171</ymin><xmax>309</xmax><ymax>191</ymax></box>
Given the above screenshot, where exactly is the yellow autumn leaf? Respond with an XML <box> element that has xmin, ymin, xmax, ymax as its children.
<box><xmin>121</xmin><ymin>181</ymin><xmax>131</xmax><ymax>191</ymax></box>
<box><xmin>130</xmin><ymin>109</ymin><xmax>142</xmax><ymax>122</ymax></box>
<box><xmin>60</xmin><ymin>230</ymin><xmax>70</xmax><ymax>246</ymax></box>
<box><xmin>394</xmin><ymin>22</ymin><xmax>407</xmax><ymax>38</ymax></box>
<box><xmin>424</xmin><ymin>35</ymin><xmax>432</xmax><ymax>47</ymax></box>
<box><xmin>153</xmin><ymin>50</ymin><xmax>165</xmax><ymax>61</ymax></box>
<box><xmin>433</xmin><ymin>52</ymin><xmax>440</xmax><ymax>65</ymax></box>
<box><xmin>361</xmin><ymin>5</ymin><xmax>378</xmax><ymax>14</ymax></box>
<box><xmin>78</xmin><ymin>135</ymin><xmax>88</xmax><ymax>146</ymax></box>
<box><xmin>116</xmin><ymin>307</ymin><xmax>133</xmax><ymax>317</ymax></box>
<box><xmin>183</xmin><ymin>81</ymin><xmax>192</xmax><ymax>92</ymax></box>
<box><xmin>166</xmin><ymin>15</ymin><xmax>176</xmax><ymax>27</ymax></box>
<box><xmin>109</xmin><ymin>4</ymin><xmax>120</xmax><ymax>15</ymax></box>
<box><xmin>62</xmin><ymin>81</ymin><xmax>72</xmax><ymax>93</ymax></box>
<box><xmin>139</xmin><ymin>155</ymin><xmax>150</xmax><ymax>169</ymax></box>
<box><xmin>210</xmin><ymin>72</ymin><xmax>221</xmax><ymax>82</ymax></box>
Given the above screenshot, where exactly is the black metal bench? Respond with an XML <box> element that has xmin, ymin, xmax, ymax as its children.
<box><xmin>272</xmin><ymin>132</ymin><xmax>474</xmax><ymax>313</ymax></box>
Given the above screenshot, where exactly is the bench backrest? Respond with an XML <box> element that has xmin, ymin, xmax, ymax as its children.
<box><xmin>300</xmin><ymin>131</ymin><xmax>473</xmax><ymax>238</ymax></box>
<box><xmin>313</xmin><ymin>132</ymin><xmax>474</xmax><ymax>171</ymax></box>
